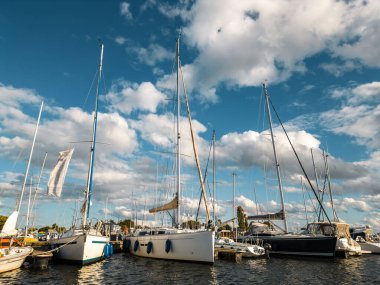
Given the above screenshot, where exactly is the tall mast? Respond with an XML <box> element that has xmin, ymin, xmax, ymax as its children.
<box><xmin>263</xmin><ymin>83</ymin><xmax>288</xmax><ymax>233</ymax></box>
<box><xmin>83</xmin><ymin>42</ymin><xmax>104</xmax><ymax>225</ymax></box>
<box><xmin>17</xmin><ymin>101</ymin><xmax>43</xmax><ymax>214</ymax></box>
<box><xmin>232</xmin><ymin>172</ymin><xmax>237</xmax><ymax>240</ymax></box>
<box><xmin>212</xmin><ymin>130</ymin><xmax>216</xmax><ymax>224</ymax></box>
<box><xmin>176</xmin><ymin>36</ymin><xmax>181</xmax><ymax>227</ymax></box>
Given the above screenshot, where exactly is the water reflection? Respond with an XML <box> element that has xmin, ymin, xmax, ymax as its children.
<box><xmin>2</xmin><ymin>253</ymin><xmax>380</xmax><ymax>284</ymax></box>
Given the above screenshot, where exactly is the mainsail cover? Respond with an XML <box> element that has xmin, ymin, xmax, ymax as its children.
<box><xmin>47</xmin><ymin>148</ymin><xmax>74</xmax><ymax>197</ymax></box>
<box><xmin>246</xmin><ymin>210</ymin><xmax>285</xmax><ymax>221</ymax></box>
<box><xmin>149</xmin><ymin>195</ymin><xmax>178</xmax><ymax>213</ymax></box>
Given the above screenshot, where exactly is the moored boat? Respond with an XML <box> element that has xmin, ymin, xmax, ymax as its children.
<box><xmin>215</xmin><ymin>237</ymin><xmax>266</xmax><ymax>258</ymax></box>
<box><xmin>125</xmin><ymin>34</ymin><xmax>214</xmax><ymax>264</ymax></box>
<box><xmin>0</xmin><ymin>245</ymin><xmax>33</xmax><ymax>273</ymax></box>
<box><xmin>126</xmin><ymin>228</ymin><xmax>214</xmax><ymax>264</ymax></box>
<box><xmin>307</xmin><ymin>221</ymin><xmax>361</xmax><ymax>257</ymax></box>
<box><xmin>350</xmin><ymin>225</ymin><xmax>380</xmax><ymax>254</ymax></box>
<box><xmin>49</xmin><ymin>42</ymin><xmax>110</xmax><ymax>264</ymax></box>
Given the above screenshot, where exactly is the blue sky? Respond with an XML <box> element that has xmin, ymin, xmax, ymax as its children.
<box><xmin>1</xmin><ymin>0</ymin><xmax>380</xmax><ymax>232</ymax></box>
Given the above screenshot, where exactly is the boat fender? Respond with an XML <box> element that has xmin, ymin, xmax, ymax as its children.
<box><xmin>109</xmin><ymin>243</ymin><xmax>114</xmax><ymax>255</ymax></box>
<box><xmin>134</xmin><ymin>240</ymin><xmax>139</xmax><ymax>252</ymax></box>
<box><xmin>104</xmin><ymin>244</ymin><xmax>109</xmax><ymax>257</ymax></box>
<box><xmin>165</xmin><ymin>239</ymin><xmax>172</xmax><ymax>253</ymax></box>
<box><xmin>147</xmin><ymin>241</ymin><xmax>153</xmax><ymax>254</ymax></box>
<box><xmin>123</xmin><ymin>239</ymin><xmax>131</xmax><ymax>253</ymax></box>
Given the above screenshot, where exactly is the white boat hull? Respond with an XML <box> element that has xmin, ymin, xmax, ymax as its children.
<box><xmin>127</xmin><ymin>230</ymin><xmax>215</xmax><ymax>264</ymax></box>
<box><xmin>215</xmin><ymin>239</ymin><xmax>266</xmax><ymax>258</ymax></box>
<box><xmin>0</xmin><ymin>247</ymin><xmax>33</xmax><ymax>273</ymax></box>
<box><xmin>50</xmin><ymin>231</ymin><xmax>109</xmax><ymax>265</ymax></box>
<box><xmin>336</xmin><ymin>237</ymin><xmax>362</xmax><ymax>257</ymax></box>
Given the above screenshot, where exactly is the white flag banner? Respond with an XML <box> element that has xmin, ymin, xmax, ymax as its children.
<box><xmin>47</xmin><ymin>148</ymin><xmax>74</xmax><ymax>197</ymax></box>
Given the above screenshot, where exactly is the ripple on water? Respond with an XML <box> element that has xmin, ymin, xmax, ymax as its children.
<box><xmin>2</xmin><ymin>253</ymin><xmax>380</xmax><ymax>284</ymax></box>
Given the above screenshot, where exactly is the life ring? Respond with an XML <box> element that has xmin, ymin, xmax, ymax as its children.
<box><xmin>147</xmin><ymin>241</ymin><xmax>153</xmax><ymax>254</ymax></box>
<box><xmin>134</xmin><ymin>240</ymin><xmax>139</xmax><ymax>252</ymax></box>
<box><xmin>165</xmin><ymin>239</ymin><xmax>172</xmax><ymax>253</ymax></box>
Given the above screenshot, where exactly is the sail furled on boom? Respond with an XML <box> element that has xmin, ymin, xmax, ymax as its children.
<box><xmin>246</xmin><ymin>210</ymin><xmax>285</xmax><ymax>221</ymax></box>
<box><xmin>47</xmin><ymin>148</ymin><xmax>74</xmax><ymax>197</ymax></box>
<box><xmin>149</xmin><ymin>195</ymin><xmax>178</xmax><ymax>213</ymax></box>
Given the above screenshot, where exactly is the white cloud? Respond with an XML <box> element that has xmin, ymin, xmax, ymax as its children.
<box><xmin>320</xmin><ymin>82</ymin><xmax>380</xmax><ymax>149</ymax></box>
<box><xmin>319</xmin><ymin>60</ymin><xmax>361</xmax><ymax>77</ymax></box>
<box><xmin>131</xmin><ymin>112</ymin><xmax>209</xmax><ymax>165</ymax></box>
<box><xmin>128</xmin><ymin>43</ymin><xmax>172</xmax><ymax>66</ymax></box>
<box><xmin>150</xmin><ymin>0</ymin><xmax>380</xmax><ymax>103</ymax></box>
<box><xmin>104</xmin><ymin>80</ymin><xmax>167</xmax><ymax>115</ymax></box>
<box><xmin>115</xmin><ymin>36</ymin><xmax>127</xmax><ymax>45</ymax></box>
<box><xmin>120</xmin><ymin>2</ymin><xmax>133</xmax><ymax>21</ymax></box>
<box><xmin>340</xmin><ymin>197</ymin><xmax>372</xmax><ymax>212</ymax></box>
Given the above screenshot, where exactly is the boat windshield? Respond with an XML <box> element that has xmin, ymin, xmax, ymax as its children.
<box><xmin>307</xmin><ymin>223</ymin><xmax>335</xmax><ymax>236</ymax></box>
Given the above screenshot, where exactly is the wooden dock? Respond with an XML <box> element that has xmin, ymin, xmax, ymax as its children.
<box><xmin>215</xmin><ymin>248</ymin><xmax>243</xmax><ymax>263</ymax></box>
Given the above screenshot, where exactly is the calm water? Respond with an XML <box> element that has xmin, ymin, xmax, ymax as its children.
<box><xmin>1</xmin><ymin>253</ymin><xmax>379</xmax><ymax>284</ymax></box>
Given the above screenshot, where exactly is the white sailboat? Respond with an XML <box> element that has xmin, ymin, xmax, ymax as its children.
<box><xmin>126</xmin><ymin>35</ymin><xmax>215</xmax><ymax>264</ymax></box>
<box><xmin>49</xmin><ymin>43</ymin><xmax>110</xmax><ymax>265</ymax></box>
<box><xmin>0</xmin><ymin>102</ymin><xmax>43</xmax><ymax>273</ymax></box>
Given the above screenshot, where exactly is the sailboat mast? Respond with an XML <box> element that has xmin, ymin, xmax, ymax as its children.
<box><xmin>17</xmin><ymin>101</ymin><xmax>43</xmax><ymax>214</ymax></box>
<box><xmin>84</xmin><ymin>42</ymin><xmax>104</xmax><ymax>224</ymax></box>
<box><xmin>212</xmin><ymin>130</ymin><xmax>216</xmax><ymax>224</ymax></box>
<box><xmin>232</xmin><ymin>172</ymin><xmax>236</xmax><ymax>240</ymax></box>
<box><xmin>262</xmin><ymin>83</ymin><xmax>288</xmax><ymax>233</ymax></box>
<box><xmin>176</xmin><ymin>36</ymin><xmax>181</xmax><ymax>227</ymax></box>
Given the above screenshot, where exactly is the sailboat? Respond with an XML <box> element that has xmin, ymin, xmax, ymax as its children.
<box><xmin>126</xmin><ymin>36</ymin><xmax>215</xmax><ymax>264</ymax></box>
<box><xmin>49</xmin><ymin>43</ymin><xmax>110</xmax><ymax>265</ymax></box>
<box><xmin>238</xmin><ymin>83</ymin><xmax>337</xmax><ymax>257</ymax></box>
<box><xmin>306</xmin><ymin>152</ymin><xmax>361</xmax><ymax>257</ymax></box>
<box><xmin>0</xmin><ymin>102</ymin><xmax>43</xmax><ymax>273</ymax></box>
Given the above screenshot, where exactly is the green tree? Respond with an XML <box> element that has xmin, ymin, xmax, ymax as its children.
<box><xmin>0</xmin><ymin>215</ymin><xmax>8</xmax><ymax>231</ymax></box>
<box><xmin>181</xmin><ymin>220</ymin><xmax>200</xmax><ymax>229</ymax></box>
<box><xmin>119</xmin><ymin>219</ymin><xmax>134</xmax><ymax>231</ymax></box>
<box><xmin>237</xmin><ymin>206</ymin><xmax>248</xmax><ymax>232</ymax></box>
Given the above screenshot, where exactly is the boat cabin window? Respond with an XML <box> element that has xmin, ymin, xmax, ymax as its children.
<box><xmin>307</xmin><ymin>224</ymin><xmax>335</xmax><ymax>236</ymax></box>
<box><xmin>138</xmin><ymin>231</ymin><xmax>148</xmax><ymax>236</ymax></box>
<box><xmin>158</xmin><ymin>230</ymin><xmax>166</xmax><ymax>235</ymax></box>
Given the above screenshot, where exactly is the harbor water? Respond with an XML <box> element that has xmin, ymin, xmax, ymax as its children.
<box><xmin>1</xmin><ymin>253</ymin><xmax>379</xmax><ymax>284</ymax></box>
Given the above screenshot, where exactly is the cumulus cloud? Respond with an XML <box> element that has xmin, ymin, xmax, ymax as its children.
<box><xmin>103</xmin><ymin>80</ymin><xmax>167</xmax><ymax>115</ymax></box>
<box><xmin>127</xmin><ymin>43</ymin><xmax>173</xmax><ymax>66</ymax></box>
<box><xmin>320</xmin><ymin>82</ymin><xmax>380</xmax><ymax>149</ymax></box>
<box><xmin>115</xmin><ymin>36</ymin><xmax>127</xmax><ymax>45</ymax></box>
<box><xmin>150</xmin><ymin>0</ymin><xmax>380</xmax><ymax>102</ymax></box>
<box><xmin>120</xmin><ymin>2</ymin><xmax>133</xmax><ymax>21</ymax></box>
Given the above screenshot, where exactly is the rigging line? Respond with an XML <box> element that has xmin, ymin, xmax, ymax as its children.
<box><xmin>195</xmin><ymin>134</ymin><xmax>213</xmax><ymax>221</ymax></box>
<box><xmin>268</xmin><ymin>97</ymin><xmax>332</xmax><ymax>225</ymax></box>
<box><xmin>82</xmin><ymin>69</ymin><xmax>99</xmax><ymax>111</ymax></box>
<box><xmin>179</xmin><ymin>62</ymin><xmax>210</xmax><ymax>222</ymax></box>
